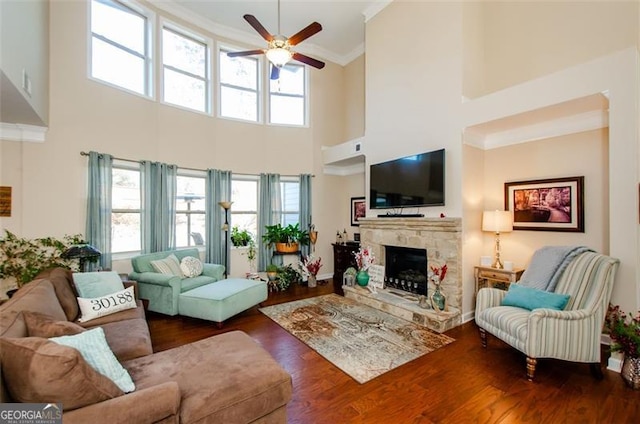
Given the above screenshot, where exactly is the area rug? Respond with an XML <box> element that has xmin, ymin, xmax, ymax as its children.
<box><xmin>259</xmin><ymin>294</ymin><xmax>454</xmax><ymax>383</ymax></box>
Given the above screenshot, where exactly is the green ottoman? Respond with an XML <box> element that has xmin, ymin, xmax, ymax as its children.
<box><xmin>178</xmin><ymin>278</ymin><xmax>268</xmax><ymax>327</ymax></box>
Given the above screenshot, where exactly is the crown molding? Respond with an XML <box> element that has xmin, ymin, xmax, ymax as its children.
<box><xmin>363</xmin><ymin>0</ymin><xmax>394</xmax><ymax>23</ymax></box>
<box><xmin>0</xmin><ymin>123</ymin><xmax>47</xmax><ymax>142</ymax></box>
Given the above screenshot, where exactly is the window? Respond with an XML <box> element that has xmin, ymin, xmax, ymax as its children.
<box><xmin>112</xmin><ymin>166</ymin><xmax>141</xmax><ymax>253</ymax></box>
<box><xmin>280</xmin><ymin>180</ymin><xmax>300</xmax><ymax>225</ymax></box>
<box><xmin>269</xmin><ymin>64</ymin><xmax>306</xmax><ymax>126</ymax></box>
<box><xmin>219</xmin><ymin>48</ymin><xmax>260</xmax><ymax>121</ymax></box>
<box><xmin>162</xmin><ymin>25</ymin><xmax>210</xmax><ymax>113</ymax></box>
<box><xmin>90</xmin><ymin>0</ymin><xmax>152</xmax><ymax>96</ymax></box>
<box><xmin>175</xmin><ymin>175</ymin><xmax>206</xmax><ymax>247</ymax></box>
<box><xmin>231</xmin><ymin>178</ymin><xmax>258</xmax><ymax>241</ymax></box>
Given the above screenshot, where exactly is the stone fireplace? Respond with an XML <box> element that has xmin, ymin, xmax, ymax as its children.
<box><xmin>343</xmin><ymin>217</ymin><xmax>462</xmax><ymax>333</ymax></box>
<box><xmin>359</xmin><ymin>217</ymin><xmax>462</xmax><ymax>309</ymax></box>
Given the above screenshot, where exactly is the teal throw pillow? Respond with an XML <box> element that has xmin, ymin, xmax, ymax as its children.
<box><xmin>50</xmin><ymin>327</ymin><xmax>135</xmax><ymax>393</ymax></box>
<box><xmin>501</xmin><ymin>284</ymin><xmax>570</xmax><ymax>311</ymax></box>
<box><xmin>73</xmin><ymin>271</ymin><xmax>124</xmax><ymax>298</ymax></box>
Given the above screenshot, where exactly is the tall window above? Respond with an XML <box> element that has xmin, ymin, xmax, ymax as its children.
<box><xmin>269</xmin><ymin>64</ymin><xmax>306</xmax><ymax>126</ymax></box>
<box><xmin>90</xmin><ymin>0</ymin><xmax>151</xmax><ymax>96</ymax></box>
<box><xmin>112</xmin><ymin>166</ymin><xmax>142</xmax><ymax>253</ymax></box>
<box><xmin>219</xmin><ymin>48</ymin><xmax>259</xmax><ymax>122</ymax></box>
<box><xmin>162</xmin><ymin>25</ymin><xmax>209</xmax><ymax>113</ymax></box>
<box><xmin>175</xmin><ymin>175</ymin><xmax>206</xmax><ymax>247</ymax></box>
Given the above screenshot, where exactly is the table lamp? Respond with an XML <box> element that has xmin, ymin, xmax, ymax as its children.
<box><xmin>482</xmin><ymin>210</ymin><xmax>513</xmax><ymax>269</ymax></box>
<box><xmin>61</xmin><ymin>243</ymin><xmax>102</xmax><ymax>272</ymax></box>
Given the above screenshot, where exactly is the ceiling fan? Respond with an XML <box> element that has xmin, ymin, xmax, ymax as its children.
<box><xmin>227</xmin><ymin>0</ymin><xmax>325</xmax><ymax>80</ymax></box>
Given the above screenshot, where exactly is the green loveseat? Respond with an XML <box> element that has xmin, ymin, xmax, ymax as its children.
<box><xmin>129</xmin><ymin>248</ymin><xmax>224</xmax><ymax>316</ymax></box>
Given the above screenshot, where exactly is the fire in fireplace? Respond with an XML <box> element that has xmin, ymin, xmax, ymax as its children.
<box><xmin>384</xmin><ymin>246</ymin><xmax>428</xmax><ymax>296</ymax></box>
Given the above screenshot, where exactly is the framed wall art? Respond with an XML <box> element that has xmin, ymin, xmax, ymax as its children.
<box><xmin>504</xmin><ymin>176</ymin><xmax>584</xmax><ymax>232</ymax></box>
<box><xmin>350</xmin><ymin>197</ymin><xmax>366</xmax><ymax>226</ymax></box>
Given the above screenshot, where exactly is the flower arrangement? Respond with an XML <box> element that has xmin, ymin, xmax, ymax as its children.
<box><xmin>429</xmin><ymin>263</ymin><xmax>448</xmax><ymax>287</ymax></box>
<box><xmin>354</xmin><ymin>246</ymin><xmax>375</xmax><ymax>271</ymax></box>
<box><xmin>605</xmin><ymin>304</ymin><xmax>640</xmax><ymax>358</ymax></box>
<box><xmin>299</xmin><ymin>255</ymin><xmax>322</xmax><ymax>278</ymax></box>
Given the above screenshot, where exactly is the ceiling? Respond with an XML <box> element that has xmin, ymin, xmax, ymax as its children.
<box><xmin>151</xmin><ymin>0</ymin><xmax>388</xmax><ymax>65</ymax></box>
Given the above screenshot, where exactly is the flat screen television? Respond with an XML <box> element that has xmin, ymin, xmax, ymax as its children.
<box><xmin>369</xmin><ymin>148</ymin><xmax>445</xmax><ymax>209</ymax></box>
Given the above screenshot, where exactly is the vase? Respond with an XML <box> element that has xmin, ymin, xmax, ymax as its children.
<box><xmin>430</xmin><ymin>286</ymin><xmax>446</xmax><ymax>312</ymax></box>
<box><xmin>621</xmin><ymin>356</ymin><xmax>640</xmax><ymax>390</ymax></box>
<box><xmin>308</xmin><ymin>275</ymin><xmax>317</xmax><ymax>288</ymax></box>
<box><xmin>356</xmin><ymin>270</ymin><xmax>369</xmax><ymax>286</ymax></box>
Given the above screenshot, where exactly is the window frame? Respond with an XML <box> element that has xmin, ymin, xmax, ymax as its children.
<box><xmin>88</xmin><ymin>0</ymin><xmax>155</xmax><ymax>98</ymax></box>
<box><xmin>217</xmin><ymin>43</ymin><xmax>263</xmax><ymax>124</ymax></box>
<box><xmin>230</xmin><ymin>175</ymin><xmax>259</xmax><ymax>243</ymax></box>
<box><xmin>175</xmin><ymin>171</ymin><xmax>207</xmax><ymax>248</ymax></box>
<box><xmin>160</xmin><ymin>18</ymin><xmax>212</xmax><ymax>115</ymax></box>
<box><xmin>267</xmin><ymin>63</ymin><xmax>309</xmax><ymax>127</ymax></box>
<box><xmin>279</xmin><ymin>177</ymin><xmax>301</xmax><ymax>226</ymax></box>
<box><xmin>110</xmin><ymin>161</ymin><xmax>142</xmax><ymax>257</ymax></box>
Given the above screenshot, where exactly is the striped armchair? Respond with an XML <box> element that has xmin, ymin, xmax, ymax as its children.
<box><xmin>475</xmin><ymin>250</ymin><xmax>619</xmax><ymax>380</ymax></box>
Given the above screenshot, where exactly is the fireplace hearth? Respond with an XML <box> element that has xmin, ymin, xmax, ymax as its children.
<box><xmin>384</xmin><ymin>246</ymin><xmax>427</xmax><ymax>296</ymax></box>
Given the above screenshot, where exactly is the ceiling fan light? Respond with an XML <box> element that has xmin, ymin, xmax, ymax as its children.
<box><xmin>266</xmin><ymin>47</ymin><xmax>292</xmax><ymax>67</ymax></box>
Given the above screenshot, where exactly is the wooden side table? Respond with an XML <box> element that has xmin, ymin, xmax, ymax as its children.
<box><xmin>474</xmin><ymin>266</ymin><xmax>524</xmax><ymax>294</ymax></box>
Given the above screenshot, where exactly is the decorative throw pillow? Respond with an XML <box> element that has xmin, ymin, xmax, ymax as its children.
<box><xmin>77</xmin><ymin>286</ymin><xmax>137</xmax><ymax>323</ymax></box>
<box><xmin>73</xmin><ymin>271</ymin><xmax>125</xmax><ymax>298</ymax></box>
<box><xmin>180</xmin><ymin>256</ymin><xmax>203</xmax><ymax>278</ymax></box>
<box><xmin>23</xmin><ymin>311</ymin><xmax>86</xmax><ymax>338</ymax></box>
<box><xmin>0</xmin><ymin>337</ymin><xmax>123</xmax><ymax>410</ymax></box>
<box><xmin>150</xmin><ymin>254</ymin><xmax>182</xmax><ymax>277</ymax></box>
<box><xmin>50</xmin><ymin>327</ymin><xmax>135</xmax><ymax>393</ymax></box>
<box><xmin>501</xmin><ymin>284</ymin><xmax>571</xmax><ymax>311</ymax></box>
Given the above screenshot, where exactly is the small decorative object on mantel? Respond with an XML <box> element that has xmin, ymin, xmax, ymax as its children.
<box><xmin>354</xmin><ymin>246</ymin><xmax>375</xmax><ymax>287</ymax></box>
<box><xmin>299</xmin><ymin>255</ymin><xmax>322</xmax><ymax>288</ymax></box>
<box><xmin>429</xmin><ymin>263</ymin><xmax>448</xmax><ymax>312</ymax></box>
<box><xmin>605</xmin><ymin>304</ymin><xmax>640</xmax><ymax>389</ymax></box>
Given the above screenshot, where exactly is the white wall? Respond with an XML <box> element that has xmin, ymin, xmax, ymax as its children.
<box><xmin>365</xmin><ymin>1</ymin><xmax>464</xmax><ymax>218</ymax></box>
<box><xmin>0</xmin><ymin>0</ymin><xmax>49</xmax><ymax>126</ymax></box>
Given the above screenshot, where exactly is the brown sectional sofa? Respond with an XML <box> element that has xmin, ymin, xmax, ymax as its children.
<box><xmin>0</xmin><ymin>268</ymin><xmax>292</xmax><ymax>423</ymax></box>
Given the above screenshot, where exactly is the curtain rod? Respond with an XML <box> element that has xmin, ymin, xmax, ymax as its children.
<box><xmin>79</xmin><ymin>151</ymin><xmax>314</xmax><ymax>177</ymax></box>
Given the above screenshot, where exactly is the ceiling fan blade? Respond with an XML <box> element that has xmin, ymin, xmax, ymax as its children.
<box><xmin>288</xmin><ymin>22</ymin><xmax>322</xmax><ymax>46</ymax></box>
<box><xmin>243</xmin><ymin>14</ymin><xmax>273</xmax><ymax>42</ymax></box>
<box><xmin>227</xmin><ymin>49</ymin><xmax>265</xmax><ymax>58</ymax></box>
<box><xmin>270</xmin><ymin>65</ymin><xmax>281</xmax><ymax>80</ymax></box>
<box><xmin>292</xmin><ymin>53</ymin><xmax>325</xmax><ymax>69</ymax></box>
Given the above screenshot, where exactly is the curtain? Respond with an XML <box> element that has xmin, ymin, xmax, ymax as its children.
<box><xmin>141</xmin><ymin>161</ymin><xmax>177</xmax><ymax>253</ymax></box>
<box><xmin>85</xmin><ymin>151</ymin><xmax>113</xmax><ymax>271</ymax></box>
<box><xmin>299</xmin><ymin>174</ymin><xmax>312</xmax><ymax>257</ymax></box>
<box><xmin>257</xmin><ymin>173</ymin><xmax>281</xmax><ymax>271</ymax></box>
<box><xmin>205</xmin><ymin>169</ymin><xmax>232</xmax><ymax>271</ymax></box>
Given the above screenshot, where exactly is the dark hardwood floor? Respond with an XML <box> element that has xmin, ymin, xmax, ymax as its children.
<box><xmin>147</xmin><ymin>280</ymin><xmax>640</xmax><ymax>423</ymax></box>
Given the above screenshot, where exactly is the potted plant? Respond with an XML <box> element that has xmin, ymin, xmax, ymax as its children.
<box><xmin>0</xmin><ymin>230</ymin><xmax>85</xmax><ymax>296</ymax></box>
<box><xmin>605</xmin><ymin>304</ymin><xmax>640</xmax><ymax>389</ymax></box>
<box><xmin>275</xmin><ymin>265</ymin><xmax>301</xmax><ymax>291</ymax></box>
<box><xmin>262</xmin><ymin>223</ymin><xmax>310</xmax><ymax>253</ymax></box>
<box><xmin>266</xmin><ymin>264</ymin><xmax>278</xmax><ymax>282</ymax></box>
<box><xmin>231</xmin><ymin>226</ymin><xmax>253</xmax><ymax>247</ymax></box>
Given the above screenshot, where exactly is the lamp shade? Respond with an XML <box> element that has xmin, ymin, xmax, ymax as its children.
<box><xmin>482</xmin><ymin>210</ymin><xmax>513</xmax><ymax>233</ymax></box>
<box><xmin>61</xmin><ymin>243</ymin><xmax>102</xmax><ymax>260</ymax></box>
<box><xmin>218</xmin><ymin>201</ymin><xmax>233</xmax><ymax>210</ymax></box>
